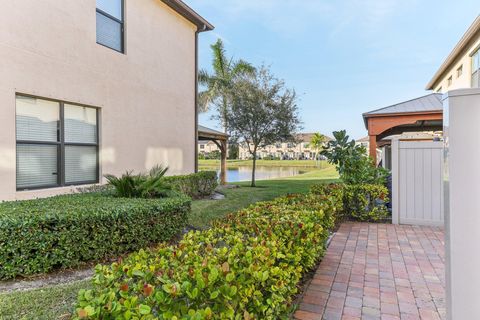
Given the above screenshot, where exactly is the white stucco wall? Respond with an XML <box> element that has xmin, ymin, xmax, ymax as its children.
<box><xmin>0</xmin><ymin>0</ymin><xmax>197</xmax><ymax>200</ymax></box>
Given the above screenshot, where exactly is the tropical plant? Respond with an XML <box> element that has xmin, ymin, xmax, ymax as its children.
<box><xmin>321</xmin><ymin>130</ymin><xmax>388</xmax><ymax>185</ymax></box>
<box><xmin>104</xmin><ymin>165</ymin><xmax>172</xmax><ymax>198</ymax></box>
<box><xmin>310</xmin><ymin>132</ymin><xmax>326</xmax><ymax>167</ymax></box>
<box><xmin>228</xmin><ymin>66</ymin><xmax>302</xmax><ymax>186</ymax></box>
<box><xmin>198</xmin><ymin>39</ymin><xmax>256</xmax><ymax>133</ymax></box>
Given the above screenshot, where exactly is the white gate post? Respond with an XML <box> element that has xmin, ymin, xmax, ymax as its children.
<box><xmin>391</xmin><ymin>138</ymin><xmax>400</xmax><ymax>225</ymax></box>
<box><xmin>443</xmin><ymin>88</ymin><xmax>480</xmax><ymax>320</ymax></box>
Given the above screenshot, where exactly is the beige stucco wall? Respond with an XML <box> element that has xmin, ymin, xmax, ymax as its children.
<box><xmin>433</xmin><ymin>37</ymin><xmax>480</xmax><ymax>93</ymax></box>
<box><xmin>0</xmin><ymin>0</ymin><xmax>197</xmax><ymax>200</ymax></box>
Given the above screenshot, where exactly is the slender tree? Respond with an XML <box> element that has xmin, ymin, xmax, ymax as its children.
<box><xmin>228</xmin><ymin>66</ymin><xmax>302</xmax><ymax>187</ymax></box>
<box><xmin>198</xmin><ymin>39</ymin><xmax>255</xmax><ymax>134</ymax></box>
<box><xmin>310</xmin><ymin>132</ymin><xmax>326</xmax><ymax>167</ymax></box>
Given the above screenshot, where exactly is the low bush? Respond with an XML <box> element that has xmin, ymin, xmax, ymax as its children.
<box><xmin>165</xmin><ymin>171</ymin><xmax>218</xmax><ymax>199</ymax></box>
<box><xmin>0</xmin><ymin>194</ymin><xmax>190</xmax><ymax>280</ymax></box>
<box><xmin>310</xmin><ymin>183</ymin><xmax>389</xmax><ymax>222</ymax></box>
<box><xmin>343</xmin><ymin>184</ymin><xmax>389</xmax><ymax>221</ymax></box>
<box><xmin>73</xmin><ymin>192</ymin><xmax>340</xmax><ymax>319</ymax></box>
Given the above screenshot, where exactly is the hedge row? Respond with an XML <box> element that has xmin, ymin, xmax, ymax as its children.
<box><xmin>310</xmin><ymin>183</ymin><xmax>389</xmax><ymax>221</ymax></box>
<box><xmin>0</xmin><ymin>194</ymin><xmax>191</xmax><ymax>279</ymax></box>
<box><xmin>165</xmin><ymin>171</ymin><xmax>218</xmax><ymax>199</ymax></box>
<box><xmin>74</xmin><ymin>191</ymin><xmax>341</xmax><ymax>319</ymax></box>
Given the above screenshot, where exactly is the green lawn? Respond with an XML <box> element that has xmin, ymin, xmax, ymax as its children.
<box><xmin>199</xmin><ymin>159</ymin><xmax>328</xmax><ymax>168</ymax></box>
<box><xmin>190</xmin><ymin>165</ymin><xmax>338</xmax><ymax>228</ymax></box>
<box><xmin>0</xmin><ymin>166</ymin><xmax>338</xmax><ymax>319</ymax></box>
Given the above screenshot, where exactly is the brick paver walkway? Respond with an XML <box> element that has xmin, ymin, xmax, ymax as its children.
<box><xmin>294</xmin><ymin>222</ymin><xmax>445</xmax><ymax>320</ymax></box>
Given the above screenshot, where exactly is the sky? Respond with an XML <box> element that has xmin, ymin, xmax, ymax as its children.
<box><xmin>191</xmin><ymin>0</ymin><xmax>479</xmax><ymax>139</ymax></box>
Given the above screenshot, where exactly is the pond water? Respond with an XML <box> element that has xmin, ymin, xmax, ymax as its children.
<box><xmin>205</xmin><ymin>166</ymin><xmax>307</xmax><ymax>183</ymax></box>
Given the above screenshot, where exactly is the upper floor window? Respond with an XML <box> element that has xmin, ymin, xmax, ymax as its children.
<box><xmin>457</xmin><ymin>65</ymin><xmax>463</xmax><ymax>78</ymax></box>
<box><xmin>96</xmin><ymin>0</ymin><xmax>124</xmax><ymax>53</ymax></box>
<box><xmin>472</xmin><ymin>49</ymin><xmax>480</xmax><ymax>88</ymax></box>
<box><xmin>16</xmin><ymin>95</ymin><xmax>99</xmax><ymax>190</ymax></box>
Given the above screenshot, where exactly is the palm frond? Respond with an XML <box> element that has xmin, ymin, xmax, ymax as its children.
<box><xmin>211</xmin><ymin>39</ymin><xmax>228</xmax><ymax>77</ymax></box>
<box><xmin>232</xmin><ymin>60</ymin><xmax>256</xmax><ymax>78</ymax></box>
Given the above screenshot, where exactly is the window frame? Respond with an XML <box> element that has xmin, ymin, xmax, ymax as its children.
<box><xmin>96</xmin><ymin>0</ymin><xmax>125</xmax><ymax>53</ymax></box>
<box><xmin>16</xmin><ymin>94</ymin><xmax>100</xmax><ymax>191</ymax></box>
<box><xmin>471</xmin><ymin>49</ymin><xmax>480</xmax><ymax>88</ymax></box>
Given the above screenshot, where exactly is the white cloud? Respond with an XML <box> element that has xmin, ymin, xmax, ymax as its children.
<box><xmin>188</xmin><ymin>0</ymin><xmax>418</xmax><ymax>38</ymax></box>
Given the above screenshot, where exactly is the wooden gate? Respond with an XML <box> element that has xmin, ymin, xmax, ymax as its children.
<box><xmin>391</xmin><ymin>140</ymin><xmax>444</xmax><ymax>226</ymax></box>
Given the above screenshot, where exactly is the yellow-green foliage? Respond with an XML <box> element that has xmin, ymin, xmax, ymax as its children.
<box><xmin>310</xmin><ymin>183</ymin><xmax>389</xmax><ymax>222</ymax></box>
<box><xmin>73</xmin><ymin>192</ymin><xmax>340</xmax><ymax>319</ymax></box>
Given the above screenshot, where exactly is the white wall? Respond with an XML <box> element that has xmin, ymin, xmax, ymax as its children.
<box><xmin>0</xmin><ymin>0</ymin><xmax>198</xmax><ymax>200</ymax></box>
<box><xmin>443</xmin><ymin>88</ymin><xmax>480</xmax><ymax>320</ymax></box>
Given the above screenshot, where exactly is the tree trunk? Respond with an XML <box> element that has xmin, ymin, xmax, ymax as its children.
<box><xmin>222</xmin><ymin>97</ymin><xmax>228</xmax><ymax>134</ymax></box>
<box><xmin>251</xmin><ymin>153</ymin><xmax>257</xmax><ymax>187</ymax></box>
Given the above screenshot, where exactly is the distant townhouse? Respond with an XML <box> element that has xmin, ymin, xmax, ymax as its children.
<box><xmin>238</xmin><ymin>133</ymin><xmax>331</xmax><ymax>160</ymax></box>
<box><xmin>0</xmin><ymin>0</ymin><xmax>213</xmax><ymax>200</ymax></box>
<box><xmin>198</xmin><ymin>140</ymin><xmax>219</xmax><ymax>153</ymax></box>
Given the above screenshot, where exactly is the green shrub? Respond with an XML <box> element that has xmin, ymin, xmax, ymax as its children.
<box><xmin>310</xmin><ymin>183</ymin><xmax>345</xmax><ymax>217</ymax></box>
<box><xmin>310</xmin><ymin>183</ymin><xmax>389</xmax><ymax>222</ymax></box>
<box><xmin>0</xmin><ymin>194</ymin><xmax>190</xmax><ymax>279</ymax></box>
<box><xmin>73</xmin><ymin>192</ymin><xmax>339</xmax><ymax>319</ymax></box>
<box><xmin>165</xmin><ymin>171</ymin><xmax>218</xmax><ymax>199</ymax></box>
<box><xmin>105</xmin><ymin>165</ymin><xmax>172</xmax><ymax>198</ymax></box>
<box><xmin>321</xmin><ymin>130</ymin><xmax>388</xmax><ymax>185</ymax></box>
<box><xmin>343</xmin><ymin>184</ymin><xmax>389</xmax><ymax>221</ymax></box>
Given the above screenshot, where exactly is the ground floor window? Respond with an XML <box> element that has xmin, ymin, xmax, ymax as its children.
<box><xmin>15</xmin><ymin>95</ymin><xmax>99</xmax><ymax>190</ymax></box>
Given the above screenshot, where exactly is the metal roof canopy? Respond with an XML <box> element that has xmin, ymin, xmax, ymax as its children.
<box><xmin>363</xmin><ymin>93</ymin><xmax>442</xmax><ymax>127</ymax></box>
<box><xmin>198</xmin><ymin>125</ymin><xmax>228</xmax><ymax>141</ymax></box>
<box><xmin>362</xmin><ymin>93</ymin><xmax>443</xmax><ymax>163</ymax></box>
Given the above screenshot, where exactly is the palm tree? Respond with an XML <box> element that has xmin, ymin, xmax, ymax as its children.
<box><xmin>310</xmin><ymin>132</ymin><xmax>326</xmax><ymax>168</ymax></box>
<box><xmin>198</xmin><ymin>39</ymin><xmax>255</xmax><ymax>134</ymax></box>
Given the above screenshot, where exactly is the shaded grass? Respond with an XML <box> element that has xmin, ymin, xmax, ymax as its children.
<box><xmin>0</xmin><ymin>280</ymin><xmax>91</xmax><ymax>320</ymax></box>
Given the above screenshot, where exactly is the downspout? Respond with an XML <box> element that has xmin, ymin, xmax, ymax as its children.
<box><xmin>194</xmin><ymin>26</ymin><xmax>204</xmax><ymax>173</ymax></box>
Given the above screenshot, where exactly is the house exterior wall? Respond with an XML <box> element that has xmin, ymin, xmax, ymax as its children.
<box><xmin>0</xmin><ymin>0</ymin><xmax>197</xmax><ymax>200</ymax></box>
<box><xmin>432</xmin><ymin>34</ymin><xmax>480</xmax><ymax>93</ymax></box>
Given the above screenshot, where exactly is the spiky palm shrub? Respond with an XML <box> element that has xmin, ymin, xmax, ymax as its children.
<box><xmin>104</xmin><ymin>165</ymin><xmax>172</xmax><ymax>198</ymax></box>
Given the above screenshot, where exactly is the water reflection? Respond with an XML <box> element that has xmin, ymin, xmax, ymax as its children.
<box><xmin>208</xmin><ymin>166</ymin><xmax>305</xmax><ymax>183</ymax></box>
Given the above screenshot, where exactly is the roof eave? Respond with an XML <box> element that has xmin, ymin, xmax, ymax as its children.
<box><xmin>426</xmin><ymin>15</ymin><xmax>480</xmax><ymax>90</ymax></box>
<box><xmin>161</xmin><ymin>0</ymin><xmax>214</xmax><ymax>32</ymax></box>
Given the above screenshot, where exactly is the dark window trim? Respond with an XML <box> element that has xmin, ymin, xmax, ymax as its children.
<box><xmin>16</xmin><ymin>94</ymin><xmax>100</xmax><ymax>191</ymax></box>
<box><xmin>96</xmin><ymin>0</ymin><xmax>125</xmax><ymax>53</ymax></box>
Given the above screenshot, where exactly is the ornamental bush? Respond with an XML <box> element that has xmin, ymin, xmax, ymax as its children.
<box><xmin>0</xmin><ymin>194</ymin><xmax>190</xmax><ymax>279</ymax></box>
<box><xmin>73</xmin><ymin>192</ymin><xmax>340</xmax><ymax>319</ymax></box>
<box><xmin>310</xmin><ymin>183</ymin><xmax>389</xmax><ymax>222</ymax></box>
<box><xmin>343</xmin><ymin>184</ymin><xmax>389</xmax><ymax>221</ymax></box>
<box><xmin>165</xmin><ymin>171</ymin><xmax>218</xmax><ymax>199</ymax></box>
